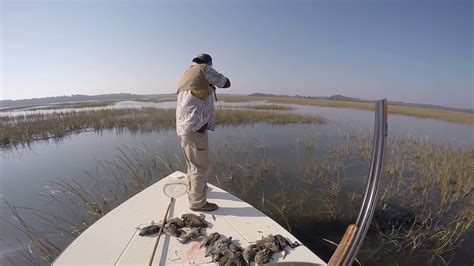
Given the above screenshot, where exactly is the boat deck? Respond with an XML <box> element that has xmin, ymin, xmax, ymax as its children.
<box><xmin>53</xmin><ymin>171</ymin><xmax>326</xmax><ymax>265</ymax></box>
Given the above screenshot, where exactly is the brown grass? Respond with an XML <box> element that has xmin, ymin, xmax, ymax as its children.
<box><xmin>27</xmin><ymin>101</ymin><xmax>118</xmax><ymax>110</ymax></box>
<box><xmin>266</xmin><ymin>97</ymin><xmax>473</xmax><ymax>125</ymax></box>
<box><xmin>5</xmin><ymin>133</ymin><xmax>473</xmax><ymax>264</ymax></box>
<box><xmin>218</xmin><ymin>95</ymin><xmax>260</xmax><ymax>102</ymax></box>
<box><xmin>216</xmin><ymin>95</ymin><xmax>474</xmax><ymax>125</ymax></box>
<box><xmin>0</xmin><ymin>108</ymin><xmax>325</xmax><ymax>148</ymax></box>
<box><xmin>218</xmin><ymin>104</ymin><xmax>293</xmax><ymax>111</ymax></box>
<box><xmin>133</xmin><ymin>97</ymin><xmax>176</xmax><ymax>103</ymax></box>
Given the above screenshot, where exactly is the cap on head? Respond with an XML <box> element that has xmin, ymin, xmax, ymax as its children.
<box><xmin>192</xmin><ymin>53</ymin><xmax>212</xmax><ymax>65</ymax></box>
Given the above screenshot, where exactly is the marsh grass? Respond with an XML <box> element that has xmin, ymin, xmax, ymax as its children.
<box><xmin>218</xmin><ymin>95</ymin><xmax>260</xmax><ymax>102</ymax></box>
<box><xmin>208</xmin><ymin>133</ymin><xmax>473</xmax><ymax>264</ymax></box>
<box><xmin>215</xmin><ymin>108</ymin><xmax>325</xmax><ymax>126</ymax></box>
<box><xmin>218</xmin><ymin>104</ymin><xmax>294</xmax><ymax>111</ymax></box>
<box><xmin>0</xmin><ymin>108</ymin><xmax>175</xmax><ymax>148</ymax></box>
<box><xmin>215</xmin><ymin>95</ymin><xmax>474</xmax><ymax>125</ymax></box>
<box><xmin>133</xmin><ymin>97</ymin><xmax>176</xmax><ymax>103</ymax></box>
<box><xmin>0</xmin><ymin>108</ymin><xmax>325</xmax><ymax>149</ymax></box>
<box><xmin>264</xmin><ymin>97</ymin><xmax>474</xmax><ymax>125</ymax></box>
<box><xmin>366</xmin><ymin>136</ymin><xmax>474</xmax><ymax>263</ymax></box>
<box><xmin>27</xmin><ymin>101</ymin><xmax>118</xmax><ymax>111</ymax></box>
<box><xmin>2</xmin><ymin>145</ymin><xmax>184</xmax><ymax>264</ymax></box>
<box><xmin>4</xmin><ymin>132</ymin><xmax>473</xmax><ymax>264</ymax></box>
<box><xmin>1</xmin><ymin>200</ymin><xmax>62</xmax><ymax>263</ymax></box>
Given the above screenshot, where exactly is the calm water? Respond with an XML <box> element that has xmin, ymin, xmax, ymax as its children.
<box><xmin>2</xmin><ymin>100</ymin><xmax>472</xmax><ymax>146</ymax></box>
<box><xmin>145</xmin><ymin>100</ymin><xmax>474</xmax><ymax>146</ymax></box>
<box><xmin>0</xmin><ymin>102</ymin><xmax>472</xmax><ymax>264</ymax></box>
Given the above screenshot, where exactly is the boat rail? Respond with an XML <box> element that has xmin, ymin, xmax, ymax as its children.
<box><xmin>328</xmin><ymin>99</ymin><xmax>388</xmax><ymax>266</ymax></box>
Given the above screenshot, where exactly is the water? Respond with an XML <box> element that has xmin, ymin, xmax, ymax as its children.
<box><xmin>0</xmin><ymin>102</ymin><xmax>472</xmax><ymax>264</ymax></box>
<box><xmin>0</xmin><ymin>100</ymin><xmax>168</xmax><ymax>117</ymax></box>
<box><xmin>1</xmin><ymin>99</ymin><xmax>472</xmax><ymax>146</ymax></box>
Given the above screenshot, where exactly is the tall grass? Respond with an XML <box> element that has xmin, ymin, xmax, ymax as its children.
<box><xmin>215</xmin><ymin>108</ymin><xmax>325</xmax><ymax>125</ymax></box>
<box><xmin>133</xmin><ymin>97</ymin><xmax>176</xmax><ymax>103</ymax></box>
<box><xmin>0</xmin><ymin>109</ymin><xmax>175</xmax><ymax>148</ymax></box>
<box><xmin>218</xmin><ymin>95</ymin><xmax>260</xmax><ymax>102</ymax></box>
<box><xmin>215</xmin><ymin>95</ymin><xmax>474</xmax><ymax>125</ymax></box>
<box><xmin>218</xmin><ymin>104</ymin><xmax>293</xmax><ymax>111</ymax></box>
<box><xmin>1</xmin><ymin>145</ymin><xmax>184</xmax><ymax>264</ymax></box>
<box><xmin>27</xmin><ymin>101</ymin><xmax>118</xmax><ymax>110</ymax></box>
<box><xmin>4</xmin><ymin>133</ymin><xmax>473</xmax><ymax>264</ymax></box>
<box><xmin>264</xmin><ymin>97</ymin><xmax>474</xmax><ymax>125</ymax></box>
<box><xmin>207</xmin><ymin>133</ymin><xmax>473</xmax><ymax>264</ymax></box>
<box><xmin>0</xmin><ymin>108</ymin><xmax>325</xmax><ymax>148</ymax></box>
<box><xmin>364</xmin><ymin>135</ymin><xmax>474</xmax><ymax>264</ymax></box>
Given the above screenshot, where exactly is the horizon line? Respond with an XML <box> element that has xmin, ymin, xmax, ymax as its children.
<box><xmin>1</xmin><ymin>92</ymin><xmax>472</xmax><ymax>112</ymax></box>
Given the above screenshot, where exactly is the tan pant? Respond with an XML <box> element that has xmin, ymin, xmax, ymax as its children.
<box><xmin>180</xmin><ymin>131</ymin><xmax>210</xmax><ymax>209</ymax></box>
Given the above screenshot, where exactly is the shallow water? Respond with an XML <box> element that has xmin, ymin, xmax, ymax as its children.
<box><xmin>1</xmin><ymin>99</ymin><xmax>472</xmax><ymax>145</ymax></box>
<box><xmin>153</xmin><ymin>100</ymin><xmax>474</xmax><ymax>146</ymax></box>
<box><xmin>0</xmin><ymin>102</ymin><xmax>473</xmax><ymax>264</ymax></box>
<box><xmin>0</xmin><ymin>100</ymin><xmax>167</xmax><ymax>117</ymax></box>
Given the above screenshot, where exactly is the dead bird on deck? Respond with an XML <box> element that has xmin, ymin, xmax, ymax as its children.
<box><xmin>162</xmin><ymin>216</ymin><xmax>189</xmax><ymax>237</ymax></box>
<box><xmin>166</xmin><ymin>217</ymin><xmax>185</xmax><ymax>228</ymax></box>
<box><xmin>138</xmin><ymin>224</ymin><xmax>161</xmax><ymax>236</ymax></box>
<box><xmin>243</xmin><ymin>234</ymin><xmax>300</xmax><ymax>264</ymax></box>
<box><xmin>273</xmin><ymin>234</ymin><xmax>300</xmax><ymax>259</ymax></box>
<box><xmin>254</xmin><ymin>248</ymin><xmax>273</xmax><ymax>264</ymax></box>
<box><xmin>178</xmin><ymin>228</ymin><xmax>206</xmax><ymax>244</ymax></box>
<box><xmin>228</xmin><ymin>242</ymin><xmax>243</xmax><ymax>253</ymax></box>
<box><xmin>242</xmin><ymin>244</ymin><xmax>258</xmax><ymax>263</ymax></box>
<box><xmin>181</xmin><ymin>213</ymin><xmax>208</xmax><ymax>228</ymax></box>
<box><xmin>256</xmin><ymin>234</ymin><xmax>300</xmax><ymax>252</ymax></box>
<box><xmin>163</xmin><ymin>222</ymin><xmax>183</xmax><ymax>237</ymax></box>
<box><xmin>275</xmin><ymin>234</ymin><xmax>300</xmax><ymax>249</ymax></box>
<box><xmin>200</xmin><ymin>232</ymin><xmax>221</xmax><ymax>249</ymax></box>
<box><xmin>202</xmin><ymin>234</ymin><xmax>247</xmax><ymax>266</ymax></box>
<box><xmin>217</xmin><ymin>249</ymin><xmax>247</xmax><ymax>266</ymax></box>
<box><xmin>205</xmin><ymin>236</ymin><xmax>233</xmax><ymax>261</ymax></box>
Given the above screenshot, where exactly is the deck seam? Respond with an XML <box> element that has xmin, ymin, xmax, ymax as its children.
<box><xmin>221</xmin><ymin>215</ymin><xmax>251</xmax><ymax>243</ymax></box>
<box><xmin>114</xmin><ymin>230</ymin><xmax>138</xmax><ymax>265</ymax></box>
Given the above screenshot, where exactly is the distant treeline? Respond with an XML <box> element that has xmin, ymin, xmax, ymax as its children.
<box><xmin>0</xmin><ymin>93</ymin><xmax>173</xmax><ymax>109</ymax></box>
<box><xmin>249</xmin><ymin>93</ymin><xmax>474</xmax><ymax>114</ymax></box>
<box><xmin>1</xmin><ymin>92</ymin><xmax>472</xmax><ymax>114</ymax></box>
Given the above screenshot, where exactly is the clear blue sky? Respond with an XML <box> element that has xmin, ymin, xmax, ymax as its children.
<box><xmin>1</xmin><ymin>0</ymin><xmax>472</xmax><ymax>108</ymax></box>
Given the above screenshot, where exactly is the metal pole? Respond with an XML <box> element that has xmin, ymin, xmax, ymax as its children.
<box><xmin>342</xmin><ymin>99</ymin><xmax>388</xmax><ymax>265</ymax></box>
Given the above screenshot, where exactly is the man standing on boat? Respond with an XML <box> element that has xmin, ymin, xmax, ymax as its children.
<box><xmin>176</xmin><ymin>53</ymin><xmax>231</xmax><ymax>212</ymax></box>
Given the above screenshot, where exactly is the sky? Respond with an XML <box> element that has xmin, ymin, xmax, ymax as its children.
<box><xmin>1</xmin><ymin>0</ymin><xmax>472</xmax><ymax>108</ymax></box>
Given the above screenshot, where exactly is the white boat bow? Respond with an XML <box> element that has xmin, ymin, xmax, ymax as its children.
<box><xmin>53</xmin><ymin>171</ymin><xmax>327</xmax><ymax>265</ymax></box>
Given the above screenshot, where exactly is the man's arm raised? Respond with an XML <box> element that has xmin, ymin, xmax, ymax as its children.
<box><xmin>204</xmin><ymin>65</ymin><xmax>230</xmax><ymax>89</ymax></box>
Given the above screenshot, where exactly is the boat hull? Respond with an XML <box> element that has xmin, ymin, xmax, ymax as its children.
<box><xmin>53</xmin><ymin>171</ymin><xmax>326</xmax><ymax>265</ymax></box>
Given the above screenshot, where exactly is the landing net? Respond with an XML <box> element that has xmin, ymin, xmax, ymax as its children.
<box><xmin>163</xmin><ymin>182</ymin><xmax>188</xmax><ymax>198</ymax></box>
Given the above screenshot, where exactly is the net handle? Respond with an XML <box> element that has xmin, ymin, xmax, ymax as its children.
<box><xmin>148</xmin><ymin>197</ymin><xmax>174</xmax><ymax>265</ymax></box>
